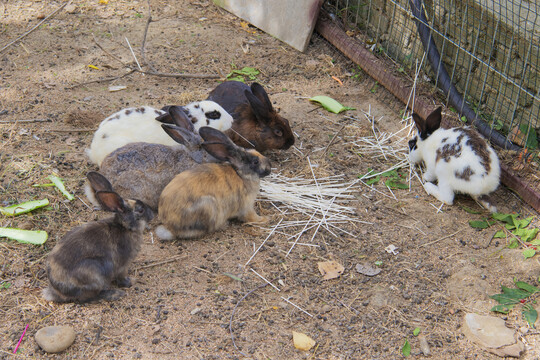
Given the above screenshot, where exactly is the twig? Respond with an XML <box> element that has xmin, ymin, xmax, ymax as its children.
<box><xmin>418</xmin><ymin>229</ymin><xmax>464</xmax><ymax>248</ymax></box>
<box><xmin>65</xmin><ymin>69</ymin><xmax>136</xmax><ymax>89</ymax></box>
<box><xmin>0</xmin><ymin>119</ymin><xmax>50</xmax><ymax>124</ymax></box>
<box><xmin>47</xmin><ymin>128</ymin><xmax>96</xmax><ymax>132</ymax></box>
<box><xmin>280</xmin><ymin>296</ymin><xmax>314</xmax><ymax>317</ymax></box>
<box><xmin>249</xmin><ymin>268</ymin><xmax>280</xmax><ymax>292</ymax></box>
<box><xmin>125</xmin><ymin>37</ymin><xmax>142</xmax><ymax>71</ymax></box>
<box><xmin>0</xmin><ymin>0</ymin><xmax>72</xmax><ymax>54</ymax></box>
<box><xmin>133</xmin><ymin>69</ymin><xmax>220</xmax><ymax>79</ymax></box>
<box><xmin>244</xmin><ymin>218</ymin><xmax>283</xmax><ymax>267</ymax></box>
<box><xmin>230</xmin><ymin>282</ymin><xmax>269</xmax><ymax>357</ymax></box>
<box><xmin>92</xmin><ymin>34</ymin><xmax>127</xmax><ymax>66</ymax></box>
<box><xmin>322</xmin><ymin>122</ymin><xmax>347</xmax><ymax>156</ymax></box>
<box><xmin>133</xmin><ymin>255</ymin><xmax>187</xmax><ymax>271</ymax></box>
<box><xmin>141</xmin><ymin>0</ymin><xmax>157</xmax><ymax>72</ymax></box>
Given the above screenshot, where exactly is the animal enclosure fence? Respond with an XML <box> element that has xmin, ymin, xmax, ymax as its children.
<box><xmin>319</xmin><ymin>0</ymin><xmax>540</xmax><ymax>211</ymax></box>
<box><xmin>324</xmin><ymin>0</ymin><xmax>539</xmax><ymax>149</ymax></box>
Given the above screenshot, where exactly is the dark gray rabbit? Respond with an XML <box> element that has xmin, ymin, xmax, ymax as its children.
<box><xmin>43</xmin><ymin>172</ymin><xmax>154</xmax><ymax>303</ymax></box>
<box><xmin>85</xmin><ymin>106</ymin><xmax>216</xmax><ymax>210</ymax></box>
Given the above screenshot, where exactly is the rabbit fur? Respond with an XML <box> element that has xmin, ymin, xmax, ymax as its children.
<box><xmin>207</xmin><ymin>81</ymin><xmax>295</xmax><ymax>152</ymax></box>
<box><xmin>87</xmin><ymin>101</ymin><xmax>232</xmax><ymax>166</ymax></box>
<box><xmin>156</xmin><ymin>126</ymin><xmax>271</xmax><ymax>240</ymax></box>
<box><xmin>408</xmin><ymin>107</ymin><xmax>500</xmax><ymax>211</ymax></box>
<box><xmin>84</xmin><ymin>107</ymin><xmax>216</xmax><ymax>210</ymax></box>
<box><xmin>43</xmin><ymin>172</ymin><xmax>154</xmax><ymax>303</ymax></box>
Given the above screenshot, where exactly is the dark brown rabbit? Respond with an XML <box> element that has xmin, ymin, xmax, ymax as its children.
<box><xmin>43</xmin><ymin>172</ymin><xmax>154</xmax><ymax>303</ymax></box>
<box><xmin>207</xmin><ymin>81</ymin><xmax>295</xmax><ymax>152</ymax></box>
<box><xmin>156</xmin><ymin>126</ymin><xmax>271</xmax><ymax>240</ymax></box>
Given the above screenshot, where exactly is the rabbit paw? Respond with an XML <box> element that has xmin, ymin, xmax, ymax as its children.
<box><xmin>422</xmin><ymin>171</ymin><xmax>437</xmax><ymax>183</ymax></box>
<box><xmin>424</xmin><ymin>182</ymin><xmax>454</xmax><ymax>205</ymax></box>
<box><xmin>99</xmin><ymin>289</ymin><xmax>126</xmax><ymax>301</ymax></box>
<box><xmin>242</xmin><ymin>211</ymin><xmax>268</xmax><ymax>225</ymax></box>
<box><xmin>115</xmin><ymin>277</ymin><xmax>132</xmax><ymax>288</ymax></box>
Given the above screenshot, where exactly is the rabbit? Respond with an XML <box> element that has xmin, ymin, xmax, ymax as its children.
<box><xmin>408</xmin><ymin>107</ymin><xmax>500</xmax><ymax>212</ymax></box>
<box><xmin>207</xmin><ymin>81</ymin><xmax>295</xmax><ymax>152</ymax></box>
<box><xmin>86</xmin><ymin>101</ymin><xmax>233</xmax><ymax>166</ymax></box>
<box><xmin>43</xmin><ymin>172</ymin><xmax>154</xmax><ymax>303</ymax></box>
<box><xmin>159</xmin><ymin>100</ymin><xmax>233</xmax><ymax>132</ymax></box>
<box><xmin>84</xmin><ymin>106</ymin><xmax>217</xmax><ymax>211</ymax></box>
<box><xmin>155</xmin><ymin>126</ymin><xmax>272</xmax><ymax>240</ymax></box>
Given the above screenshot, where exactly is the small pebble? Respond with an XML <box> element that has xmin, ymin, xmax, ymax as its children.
<box><xmin>35</xmin><ymin>326</ymin><xmax>76</xmax><ymax>353</ymax></box>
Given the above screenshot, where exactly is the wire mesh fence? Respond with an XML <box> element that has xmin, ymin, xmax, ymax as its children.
<box><xmin>324</xmin><ymin>0</ymin><xmax>540</xmax><ymax>150</ymax></box>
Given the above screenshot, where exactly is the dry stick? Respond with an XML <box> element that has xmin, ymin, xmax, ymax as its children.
<box><xmin>230</xmin><ymin>282</ymin><xmax>269</xmax><ymax>357</ymax></box>
<box><xmin>249</xmin><ymin>268</ymin><xmax>280</xmax><ymax>292</ymax></box>
<box><xmin>0</xmin><ymin>119</ymin><xmax>50</xmax><ymax>123</ymax></box>
<box><xmin>322</xmin><ymin>122</ymin><xmax>348</xmax><ymax>156</ymax></box>
<box><xmin>280</xmin><ymin>296</ymin><xmax>314</xmax><ymax>317</ymax></box>
<box><xmin>92</xmin><ymin>34</ymin><xmax>127</xmax><ymax>66</ymax></box>
<box><xmin>65</xmin><ymin>69</ymin><xmax>136</xmax><ymax>89</ymax></box>
<box><xmin>133</xmin><ymin>69</ymin><xmax>220</xmax><ymax>79</ymax></box>
<box><xmin>141</xmin><ymin>0</ymin><xmax>157</xmax><ymax>73</ymax></box>
<box><xmin>244</xmin><ymin>218</ymin><xmax>283</xmax><ymax>267</ymax></box>
<box><xmin>0</xmin><ymin>0</ymin><xmax>72</xmax><ymax>54</ymax></box>
<box><xmin>125</xmin><ymin>37</ymin><xmax>142</xmax><ymax>71</ymax></box>
<box><xmin>418</xmin><ymin>229</ymin><xmax>464</xmax><ymax>248</ymax></box>
<box><xmin>133</xmin><ymin>255</ymin><xmax>187</xmax><ymax>271</ymax></box>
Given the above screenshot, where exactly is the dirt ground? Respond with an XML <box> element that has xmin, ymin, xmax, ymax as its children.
<box><xmin>1</xmin><ymin>1</ymin><xmax>539</xmax><ymax>359</ymax></box>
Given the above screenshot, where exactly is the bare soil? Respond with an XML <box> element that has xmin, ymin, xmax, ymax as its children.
<box><xmin>1</xmin><ymin>1</ymin><xmax>539</xmax><ymax>359</ymax></box>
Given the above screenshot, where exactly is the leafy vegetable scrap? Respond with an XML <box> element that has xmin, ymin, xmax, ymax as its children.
<box><xmin>309</xmin><ymin>95</ymin><xmax>355</xmax><ymax>114</ymax></box>
<box><xmin>490</xmin><ymin>280</ymin><xmax>539</xmax><ymax>327</ymax></box>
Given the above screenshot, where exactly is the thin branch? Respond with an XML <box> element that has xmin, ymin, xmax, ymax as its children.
<box><xmin>65</xmin><ymin>69</ymin><xmax>136</xmax><ymax>89</ymax></box>
<box><xmin>0</xmin><ymin>118</ymin><xmax>50</xmax><ymax>124</ymax></box>
<box><xmin>92</xmin><ymin>34</ymin><xmax>127</xmax><ymax>66</ymax></box>
<box><xmin>0</xmin><ymin>0</ymin><xmax>72</xmax><ymax>54</ymax></box>
<box><xmin>141</xmin><ymin>0</ymin><xmax>158</xmax><ymax>72</ymax></box>
<box><xmin>134</xmin><ymin>69</ymin><xmax>221</xmax><ymax>79</ymax></box>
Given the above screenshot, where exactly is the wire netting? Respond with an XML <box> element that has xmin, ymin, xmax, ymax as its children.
<box><xmin>324</xmin><ymin>0</ymin><xmax>540</xmax><ymax>149</ymax></box>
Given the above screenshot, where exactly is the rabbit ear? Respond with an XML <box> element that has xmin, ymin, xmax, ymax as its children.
<box><xmin>169</xmin><ymin>106</ymin><xmax>195</xmax><ymax>132</ymax></box>
<box><xmin>155</xmin><ymin>106</ymin><xmax>174</xmax><ymax>124</ymax></box>
<box><xmin>244</xmin><ymin>90</ymin><xmax>271</xmax><ymax>125</ymax></box>
<box><xmin>161</xmin><ymin>123</ymin><xmax>201</xmax><ymax>147</ymax></box>
<box><xmin>250</xmin><ymin>83</ymin><xmax>273</xmax><ymax>111</ymax></box>
<box><xmin>87</xmin><ymin>171</ymin><xmax>114</xmax><ymax>192</ymax></box>
<box><xmin>199</xmin><ymin>127</ymin><xmax>238</xmax><ymax>162</ymax></box>
<box><xmin>95</xmin><ymin>191</ymin><xmax>127</xmax><ymax>213</ymax></box>
<box><xmin>425</xmin><ymin>107</ymin><xmax>442</xmax><ymax>135</ymax></box>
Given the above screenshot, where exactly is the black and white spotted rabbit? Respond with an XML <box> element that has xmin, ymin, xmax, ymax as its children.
<box><xmin>408</xmin><ymin>107</ymin><xmax>500</xmax><ymax>212</ymax></box>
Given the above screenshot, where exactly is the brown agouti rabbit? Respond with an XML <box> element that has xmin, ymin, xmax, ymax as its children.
<box><xmin>156</xmin><ymin>127</ymin><xmax>271</xmax><ymax>240</ymax></box>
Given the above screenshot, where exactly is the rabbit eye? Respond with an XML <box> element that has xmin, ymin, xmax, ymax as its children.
<box><xmin>252</xmin><ymin>158</ymin><xmax>260</xmax><ymax>166</ymax></box>
<box><xmin>408</xmin><ymin>138</ymin><xmax>418</xmax><ymax>151</ymax></box>
<box><xmin>273</xmin><ymin>128</ymin><xmax>283</xmax><ymax>137</ymax></box>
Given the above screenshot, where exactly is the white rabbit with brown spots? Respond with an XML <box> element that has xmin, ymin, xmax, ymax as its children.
<box><xmin>408</xmin><ymin>107</ymin><xmax>500</xmax><ymax>212</ymax></box>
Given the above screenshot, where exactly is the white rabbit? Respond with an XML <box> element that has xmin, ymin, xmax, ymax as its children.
<box><xmin>86</xmin><ymin>101</ymin><xmax>232</xmax><ymax>166</ymax></box>
<box><xmin>408</xmin><ymin>107</ymin><xmax>500</xmax><ymax>212</ymax></box>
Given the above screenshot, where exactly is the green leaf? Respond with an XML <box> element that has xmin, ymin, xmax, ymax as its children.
<box><xmin>385</xmin><ymin>179</ymin><xmax>409</xmax><ymax>189</ymax></box>
<box><xmin>0</xmin><ymin>227</ymin><xmax>48</xmax><ymax>245</ymax></box>
<box><xmin>309</xmin><ymin>95</ymin><xmax>356</xmax><ymax>114</ymax></box>
<box><xmin>501</xmin><ymin>286</ymin><xmax>532</xmax><ymax>299</ymax></box>
<box><xmin>0</xmin><ymin>199</ymin><xmax>49</xmax><ymax>216</ymax></box>
<box><xmin>469</xmin><ymin>219</ymin><xmax>491</xmax><ymax>229</ymax></box>
<box><xmin>413</xmin><ymin>327</ymin><xmax>421</xmax><ymax>336</ymax></box>
<box><xmin>491</xmin><ymin>304</ymin><xmax>514</xmax><ymax>314</ymax></box>
<box><xmin>0</xmin><ymin>282</ymin><xmax>11</xmax><ymax>290</ymax></box>
<box><xmin>513</xmin><ymin>228</ymin><xmax>539</xmax><ymax>242</ymax></box>
<box><xmin>530</xmin><ymin>238</ymin><xmax>540</xmax><ymax>245</ymax></box>
<box><xmin>519</xmin><ymin>124</ymin><xmax>539</xmax><ymax>149</ymax></box>
<box><xmin>514</xmin><ymin>216</ymin><xmax>533</xmax><ymax>229</ymax></box>
<box><xmin>522</xmin><ymin>304</ymin><xmax>538</xmax><ymax>328</ymax></box>
<box><xmin>365</xmin><ymin>175</ymin><xmax>380</xmax><ymax>185</ymax></box>
<box><xmin>492</xmin><ymin>212</ymin><xmax>517</xmax><ymax>224</ymax></box>
<box><xmin>514</xmin><ymin>281</ymin><xmax>540</xmax><ymax>294</ymax></box>
<box><xmin>48</xmin><ymin>174</ymin><xmax>74</xmax><ymax>201</ymax></box>
<box><xmin>402</xmin><ymin>339</ymin><xmax>411</xmax><ymax>357</ymax></box>
<box><xmin>489</xmin><ymin>293</ymin><xmax>522</xmax><ymax>305</ymax></box>
<box><xmin>507</xmin><ymin>239</ymin><xmax>520</xmax><ymax>249</ymax></box>
<box><xmin>222</xmin><ymin>272</ymin><xmax>243</xmax><ymax>282</ymax></box>
<box><xmin>523</xmin><ymin>248</ymin><xmax>536</xmax><ymax>259</ymax></box>
<box><xmin>493</xmin><ymin>230</ymin><xmax>506</xmax><ymax>239</ymax></box>
<box><xmin>374</xmin><ymin>260</ymin><xmax>383</xmax><ymax>266</ymax></box>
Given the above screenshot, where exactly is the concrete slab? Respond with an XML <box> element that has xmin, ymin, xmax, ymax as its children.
<box><xmin>213</xmin><ymin>0</ymin><xmax>323</xmax><ymax>52</ymax></box>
